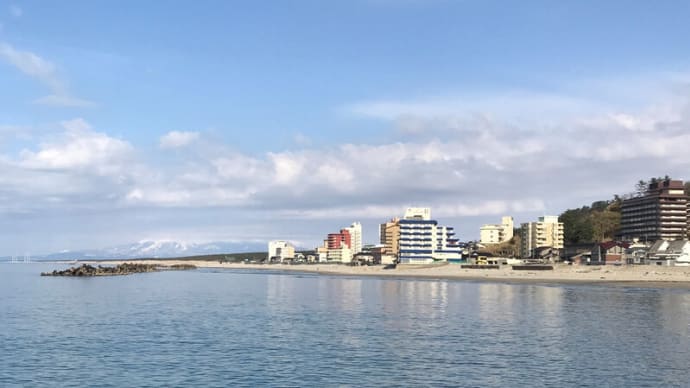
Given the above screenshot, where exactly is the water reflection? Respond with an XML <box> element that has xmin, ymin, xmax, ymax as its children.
<box><xmin>3</xmin><ymin>265</ymin><xmax>690</xmax><ymax>387</ymax></box>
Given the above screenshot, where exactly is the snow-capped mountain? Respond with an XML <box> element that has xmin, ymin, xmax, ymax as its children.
<box><xmin>18</xmin><ymin>240</ymin><xmax>267</xmax><ymax>261</ymax></box>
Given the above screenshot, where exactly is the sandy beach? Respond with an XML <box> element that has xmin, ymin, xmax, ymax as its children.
<box><xmin>80</xmin><ymin>260</ymin><xmax>690</xmax><ymax>288</ymax></box>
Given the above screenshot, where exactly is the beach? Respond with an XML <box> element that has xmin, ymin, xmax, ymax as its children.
<box><xmin>81</xmin><ymin>260</ymin><xmax>690</xmax><ymax>287</ymax></box>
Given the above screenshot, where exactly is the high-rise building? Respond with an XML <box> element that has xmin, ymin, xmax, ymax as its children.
<box><xmin>398</xmin><ymin>207</ymin><xmax>462</xmax><ymax>264</ymax></box>
<box><xmin>379</xmin><ymin>217</ymin><xmax>400</xmax><ymax>256</ymax></box>
<box><xmin>479</xmin><ymin>216</ymin><xmax>514</xmax><ymax>244</ymax></box>
<box><xmin>345</xmin><ymin>222</ymin><xmax>363</xmax><ymax>255</ymax></box>
<box><xmin>618</xmin><ymin>179</ymin><xmax>690</xmax><ymax>241</ymax></box>
<box><xmin>520</xmin><ymin>216</ymin><xmax>564</xmax><ymax>259</ymax></box>
<box><xmin>267</xmin><ymin>240</ymin><xmax>295</xmax><ymax>263</ymax></box>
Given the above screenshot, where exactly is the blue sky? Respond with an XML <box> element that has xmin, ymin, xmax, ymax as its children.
<box><xmin>1</xmin><ymin>1</ymin><xmax>690</xmax><ymax>254</ymax></box>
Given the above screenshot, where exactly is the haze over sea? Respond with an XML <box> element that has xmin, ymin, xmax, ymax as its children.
<box><xmin>2</xmin><ymin>264</ymin><xmax>690</xmax><ymax>387</ymax></box>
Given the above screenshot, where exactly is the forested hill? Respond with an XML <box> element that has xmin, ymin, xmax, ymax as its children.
<box><xmin>559</xmin><ymin>200</ymin><xmax>621</xmax><ymax>244</ymax></box>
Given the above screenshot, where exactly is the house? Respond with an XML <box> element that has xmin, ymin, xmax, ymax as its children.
<box><xmin>531</xmin><ymin>246</ymin><xmax>560</xmax><ymax>263</ymax></box>
<box><xmin>592</xmin><ymin>241</ymin><xmax>630</xmax><ymax>264</ymax></box>
<box><xmin>570</xmin><ymin>251</ymin><xmax>592</xmax><ymax>265</ymax></box>
<box><xmin>646</xmin><ymin>240</ymin><xmax>690</xmax><ymax>266</ymax></box>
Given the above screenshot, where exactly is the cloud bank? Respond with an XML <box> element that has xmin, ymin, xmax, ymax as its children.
<box><xmin>1</xmin><ymin>72</ymin><xmax>690</xmax><ymax>252</ymax></box>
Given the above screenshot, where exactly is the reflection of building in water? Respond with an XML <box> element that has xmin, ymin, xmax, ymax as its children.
<box><xmin>265</xmin><ymin>274</ymin><xmax>295</xmax><ymax>313</ymax></box>
<box><xmin>660</xmin><ymin>292</ymin><xmax>690</xmax><ymax>334</ymax></box>
<box><xmin>402</xmin><ymin>281</ymin><xmax>449</xmax><ymax>321</ymax></box>
<box><xmin>339</xmin><ymin>278</ymin><xmax>363</xmax><ymax>314</ymax></box>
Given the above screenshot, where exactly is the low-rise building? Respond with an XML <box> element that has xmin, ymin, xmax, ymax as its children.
<box><xmin>646</xmin><ymin>240</ymin><xmax>690</xmax><ymax>266</ymax></box>
<box><xmin>592</xmin><ymin>241</ymin><xmax>630</xmax><ymax>264</ymax></box>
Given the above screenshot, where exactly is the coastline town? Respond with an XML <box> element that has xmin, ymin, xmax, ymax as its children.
<box><xmin>267</xmin><ymin>178</ymin><xmax>690</xmax><ymax>268</ymax></box>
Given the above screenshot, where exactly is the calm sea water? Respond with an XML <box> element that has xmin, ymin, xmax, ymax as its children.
<box><xmin>1</xmin><ymin>263</ymin><xmax>690</xmax><ymax>387</ymax></box>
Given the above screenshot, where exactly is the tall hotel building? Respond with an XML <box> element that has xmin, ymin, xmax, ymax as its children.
<box><xmin>618</xmin><ymin>179</ymin><xmax>690</xmax><ymax>241</ymax></box>
<box><xmin>398</xmin><ymin>208</ymin><xmax>462</xmax><ymax>265</ymax></box>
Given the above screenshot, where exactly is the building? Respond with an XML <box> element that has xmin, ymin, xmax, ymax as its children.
<box><xmin>520</xmin><ymin>216</ymin><xmax>564</xmax><ymax>259</ymax></box>
<box><xmin>345</xmin><ymin>222</ymin><xmax>363</xmax><ymax>255</ymax></box>
<box><xmin>479</xmin><ymin>216</ymin><xmax>514</xmax><ymax>244</ymax></box>
<box><xmin>398</xmin><ymin>207</ymin><xmax>462</xmax><ymax>264</ymax></box>
<box><xmin>591</xmin><ymin>241</ymin><xmax>630</xmax><ymax>264</ymax></box>
<box><xmin>646</xmin><ymin>240</ymin><xmax>690</xmax><ymax>266</ymax></box>
<box><xmin>379</xmin><ymin>217</ymin><xmax>400</xmax><ymax>257</ymax></box>
<box><xmin>326</xmin><ymin>228</ymin><xmax>354</xmax><ymax>263</ymax></box>
<box><xmin>267</xmin><ymin>240</ymin><xmax>295</xmax><ymax>263</ymax></box>
<box><xmin>315</xmin><ymin>241</ymin><xmax>329</xmax><ymax>262</ymax></box>
<box><xmin>618</xmin><ymin>179</ymin><xmax>690</xmax><ymax>242</ymax></box>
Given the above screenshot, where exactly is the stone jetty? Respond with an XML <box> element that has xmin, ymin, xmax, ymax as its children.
<box><xmin>41</xmin><ymin>263</ymin><xmax>197</xmax><ymax>277</ymax></box>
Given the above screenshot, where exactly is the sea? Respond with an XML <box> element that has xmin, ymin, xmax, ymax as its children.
<box><xmin>1</xmin><ymin>263</ymin><xmax>690</xmax><ymax>387</ymax></box>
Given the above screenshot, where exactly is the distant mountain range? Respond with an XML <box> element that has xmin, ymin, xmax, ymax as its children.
<box><xmin>2</xmin><ymin>240</ymin><xmax>268</xmax><ymax>261</ymax></box>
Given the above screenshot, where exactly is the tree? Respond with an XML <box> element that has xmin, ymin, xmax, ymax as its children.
<box><xmin>635</xmin><ymin>180</ymin><xmax>647</xmax><ymax>197</ymax></box>
<box><xmin>591</xmin><ymin>210</ymin><xmax>621</xmax><ymax>242</ymax></box>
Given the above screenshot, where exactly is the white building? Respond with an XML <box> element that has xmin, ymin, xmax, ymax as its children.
<box><xmin>479</xmin><ymin>216</ymin><xmax>514</xmax><ymax>244</ymax></box>
<box><xmin>398</xmin><ymin>207</ymin><xmax>462</xmax><ymax>265</ymax></box>
<box><xmin>345</xmin><ymin>221</ymin><xmax>363</xmax><ymax>255</ymax></box>
<box><xmin>520</xmin><ymin>216</ymin><xmax>564</xmax><ymax>259</ymax></box>
<box><xmin>267</xmin><ymin>240</ymin><xmax>295</xmax><ymax>263</ymax></box>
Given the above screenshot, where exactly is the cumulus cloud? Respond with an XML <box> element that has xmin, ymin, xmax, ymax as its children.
<box><xmin>159</xmin><ymin>131</ymin><xmax>200</xmax><ymax>149</ymax></box>
<box><xmin>19</xmin><ymin>118</ymin><xmax>133</xmax><ymax>175</ymax></box>
<box><xmin>0</xmin><ymin>41</ymin><xmax>95</xmax><ymax>107</ymax></box>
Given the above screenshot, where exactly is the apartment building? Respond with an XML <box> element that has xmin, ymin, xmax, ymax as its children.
<box><xmin>520</xmin><ymin>216</ymin><xmax>564</xmax><ymax>259</ymax></box>
<box><xmin>479</xmin><ymin>216</ymin><xmax>514</xmax><ymax>244</ymax></box>
<box><xmin>379</xmin><ymin>217</ymin><xmax>400</xmax><ymax>257</ymax></box>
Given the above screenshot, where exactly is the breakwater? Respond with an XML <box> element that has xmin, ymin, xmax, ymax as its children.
<box><xmin>41</xmin><ymin>263</ymin><xmax>196</xmax><ymax>277</ymax></box>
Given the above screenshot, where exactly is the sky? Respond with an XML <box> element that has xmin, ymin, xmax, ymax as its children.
<box><xmin>2</xmin><ymin>0</ymin><xmax>690</xmax><ymax>255</ymax></box>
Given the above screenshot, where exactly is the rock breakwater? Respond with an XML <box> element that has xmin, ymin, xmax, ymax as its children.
<box><xmin>41</xmin><ymin>262</ymin><xmax>196</xmax><ymax>277</ymax></box>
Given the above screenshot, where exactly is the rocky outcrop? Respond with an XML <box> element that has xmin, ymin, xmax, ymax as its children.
<box><xmin>41</xmin><ymin>263</ymin><xmax>196</xmax><ymax>276</ymax></box>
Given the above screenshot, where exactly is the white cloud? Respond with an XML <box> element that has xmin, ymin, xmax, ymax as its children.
<box><xmin>0</xmin><ymin>42</ymin><xmax>61</xmax><ymax>90</ymax></box>
<box><xmin>293</xmin><ymin>132</ymin><xmax>312</xmax><ymax>146</ymax></box>
<box><xmin>0</xmin><ymin>41</ymin><xmax>95</xmax><ymax>108</ymax></box>
<box><xmin>159</xmin><ymin>131</ymin><xmax>200</xmax><ymax>149</ymax></box>
<box><xmin>34</xmin><ymin>94</ymin><xmax>97</xmax><ymax>108</ymax></box>
<box><xmin>19</xmin><ymin>118</ymin><xmax>133</xmax><ymax>174</ymax></box>
<box><xmin>3</xmin><ymin>72</ymin><xmax>690</xmax><ymax>253</ymax></box>
<box><xmin>9</xmin><ymin>5</ymin><xmax>22</xmax><ymax>18</ymax></box>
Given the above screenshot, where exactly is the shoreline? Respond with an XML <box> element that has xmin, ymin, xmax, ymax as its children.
<box><xmin>74</xmin><ymin>260</ymin><xmax>690</xmax><ymax>289</ymax></box>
